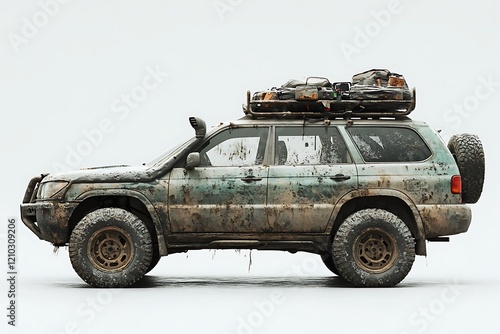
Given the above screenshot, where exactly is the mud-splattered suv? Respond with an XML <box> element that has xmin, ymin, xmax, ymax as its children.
<box><xmin>20</xmin><ymin>106</ymin><xmax>485</xmax><ymax>288</ymax></box>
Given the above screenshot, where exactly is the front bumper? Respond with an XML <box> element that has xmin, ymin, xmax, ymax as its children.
<box><xmin>21</xmin><ymin>175</ymin><xmax>77</xmax><ymax>245</ymax></box>
<box><xmin>21</xmin><ymin>202</ymin><xmax>77</xmax><ymax>246</ymax></box>
<box><xmin>20</xmin><ymin>201</ymin><xmax>78</xmax><ymax>245</ymax></box>
<box><xmin>417</xmin><ymin>204</ymin><xmax>472</xmax><ymax>238</ymax></box>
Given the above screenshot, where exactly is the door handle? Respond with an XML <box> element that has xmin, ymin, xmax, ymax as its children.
<box><xmin>330</xmin><ymin>174</ymin><xmax>351</xmax><ymax>181</ymax></box>
<box><xmin>241</xmin><ymin>176</ymin><xmax>263</xmax><ymax>183</ymax></box>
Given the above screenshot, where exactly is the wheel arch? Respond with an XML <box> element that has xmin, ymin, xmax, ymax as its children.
<box><xmin>328</xmin><ymin>190</ymin><xmax>426</xmax><ymax>255</ymax></box>
<box><xmin>68</xmin><ymin>190</ymin><xmax>167</xmax><ymax>256</ymax></box>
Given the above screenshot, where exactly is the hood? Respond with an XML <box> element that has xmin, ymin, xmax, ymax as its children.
<box><xmin>42</xmin><ymin>164</ymin><xmax>158</xmax><ymax>183</ymax></box>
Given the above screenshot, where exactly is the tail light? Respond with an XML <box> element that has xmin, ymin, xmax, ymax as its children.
<box><xmin>451</xmin><ymin>175</ymin><xmax>462</xmax><ymax>194</ymax></box>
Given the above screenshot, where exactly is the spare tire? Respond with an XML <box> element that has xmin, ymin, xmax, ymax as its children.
<box><xmin>448</xmin><ymin>134</ymin><xmax>485</xmax><ymax>204</ymax></box>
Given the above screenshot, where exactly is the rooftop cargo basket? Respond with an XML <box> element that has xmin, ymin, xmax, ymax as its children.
<box><xmin>243</xmin><ymin>71</ymin><xmax>416</xmax><ymax>119</ymax></box>
<box><xmin>243</xmin><ymin>89</ymin><xmax>416</xmax><ymax>119</ymax></box>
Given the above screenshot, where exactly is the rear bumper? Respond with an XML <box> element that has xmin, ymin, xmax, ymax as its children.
<box><xmin>20</xmin><ymin>201</ymin><xmax>77</xmax><ymax>245</ymax></box>
<box><xmin>417</xmin><ymin>204</ymin><xmax>472</xmax><ymax>238</ymax></box>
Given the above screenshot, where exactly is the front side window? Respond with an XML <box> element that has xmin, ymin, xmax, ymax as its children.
<box><xmin>347</xmin><ymin>126</ymin><xmax>432</xmax><ymax>162</ymax></box>
<box><xmin>275</xmin><ymin>126</ymin><xmax>349</xmax><ymax>165</ymax></box>
<box><xmin>198</xmin><ymin>127</ymin><xmax>268</xmax><ymax>167</ymax></box>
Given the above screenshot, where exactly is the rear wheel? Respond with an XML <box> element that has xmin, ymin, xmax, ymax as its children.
<box><xmin>332</xmin><ymin>209</ymin><xmax>415</xmax><ymax>287</ymax></box>
<box><xmin>69</xmin><ymin>208</ymin><xmax>153</xmax><ymax>288</ymax></box>
<box><xmin>448</xmin><ymin>134</ymin><xmax>485</xmax><ymax>204</ymax></box>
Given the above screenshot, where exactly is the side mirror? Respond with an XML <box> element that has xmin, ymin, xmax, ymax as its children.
<box><xmin>185</xmin><ymin>152</ymin><xmax>200</xmax><ymax>170</ymax></box>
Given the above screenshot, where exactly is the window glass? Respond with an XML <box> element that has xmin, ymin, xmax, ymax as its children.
<box><xmin>199</xmin><ymin>127</ymin><xmax>268</xmax><ymax>167</ymax></box>
<box><xmin>275</xmin><ymin>126</ymin><xmax>349</xmax><ymax>165</ymax></box>
<box><xmin>347</xmin><ymin>127</ymin><xmax>431</xmax><ymax>162</ymax></box>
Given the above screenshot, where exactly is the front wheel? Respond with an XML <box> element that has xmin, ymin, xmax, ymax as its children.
<box><xmin>332</xmin><ymin>209</ymin><xmax>415</xmax><ymax>287</ymax></box>
<box><xmin>145</xmin><ymin>251</ymin><xmax>161</xmax><ymax>274</ymax></box>
<box><xmin>69</xmin><ymin>208</ymin><xmax>153</xmax><ymax>288</ymax></box>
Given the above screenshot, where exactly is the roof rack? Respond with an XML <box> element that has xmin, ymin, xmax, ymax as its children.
<box><xmin>243</xmin><ymin>88</ymin><xmax>416</xmax><ymax>119</ymax></box>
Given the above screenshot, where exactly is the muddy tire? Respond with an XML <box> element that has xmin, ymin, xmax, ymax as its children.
<box><xmin>145</xmin><ymin>250</ymin><xmax>161</xmax><ymax>274</ymax></box>
<box><xmin>321</xmin><ymin>253</ymin><xmax>339</xmax><ymax>276</ymax></box>
<box><xmin>448</xmin><ymin>134</ymin><xmax>485</xmax><ymax>204</ymax></box>
<box><xmin>332</xmin><ymin>209</ymin><xmax>415</xmax><ymax>287</ymax></box>
<box><xmin>69</xmin><ymin>208</ymin><xmax>153</xmax><ymax>288</ymax></box>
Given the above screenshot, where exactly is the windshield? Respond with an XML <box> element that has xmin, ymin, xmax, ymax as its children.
<box><xmin>147</xmin><ymin>136</ymin><xmax>197</xmax><ymax>167</ymax></box>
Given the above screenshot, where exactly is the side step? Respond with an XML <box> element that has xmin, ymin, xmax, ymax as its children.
<box><xmin>207</xmin><ymin>240</ymin><xmax>321</xmax><ymax>252</ymax></box>
<box><xmin>427</xmin><ymin>237</ymin><xmax>450</xmax><ymax>242</ymax></box>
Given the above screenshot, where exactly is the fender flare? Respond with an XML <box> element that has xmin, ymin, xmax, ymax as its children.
<box><xmin>74</xmin><ymin>189</ymin><xmax>168</xmax><ymax>256</ymax></box>
<box><xmin>328</xmin><ymin>189</ymin><xmax>426</xmax><ymax>255</ymax></box>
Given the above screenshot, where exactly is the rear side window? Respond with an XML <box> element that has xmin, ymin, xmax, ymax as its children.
<box><xmin>347</xmin><ymin>127</ymin><xmax>431</xmax><ymax>162</ymax></box>
<box><xmin>275</xmin><ymin>126</ymin><xmax>350</xmax><ymax>165</ymax></box>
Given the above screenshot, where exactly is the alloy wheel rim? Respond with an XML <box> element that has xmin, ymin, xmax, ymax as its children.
<box><xmin>88</xmin><ymin>227</ymin><xmax>134</xmax><ymax>272</ymax></box>
<box><xmin>353</xmin><ymin>227</ymin><xmax>398</xmax><ymax>273</ymax></box>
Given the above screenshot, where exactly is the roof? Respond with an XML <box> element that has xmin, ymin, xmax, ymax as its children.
<box><xmin>206</xmin><ymin>116</ymin><xmax>428</xmax><ymax>133</ymax></box>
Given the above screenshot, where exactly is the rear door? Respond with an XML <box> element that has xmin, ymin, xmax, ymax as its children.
<box><xmin>266</xmin><ymin>125</ymin><xmax>358</xmax><ymax>233</ymax></box>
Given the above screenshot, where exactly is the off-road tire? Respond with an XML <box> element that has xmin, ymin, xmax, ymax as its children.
<box><xmin>69</xmin><ymin>208</ymin><xmax>153</xmax><ymax>288</ymax></box>
<box><xmin>146</xmin><ymin>251</ymin><xmax>161</xmax><ymax>274</ymax></box>
<box><xmin>448</xmin><ymin>133</ymin><xmax>485</xmax><ymax>204</ymax></box>
<box><xmin>332</xmin><ymin>209</ymin><xmax>415</xmax><ymax>287</ymax></box>
<box><xmin>321</xmin><ymin>253</ymin><xmax>339</xmax><ymax>276</ymax></box>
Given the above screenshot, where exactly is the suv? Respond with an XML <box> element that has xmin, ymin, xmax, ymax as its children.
<box><xmin>20</xmin><ymin>94</ymin><xmax>485</xmax><ymax>288</ymax></box>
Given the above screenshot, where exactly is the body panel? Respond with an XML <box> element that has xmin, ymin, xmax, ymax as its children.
<box><xmin>167</xmin><ymin>166</ymin><xmax>269</xmax><ymax>233</ymax></box>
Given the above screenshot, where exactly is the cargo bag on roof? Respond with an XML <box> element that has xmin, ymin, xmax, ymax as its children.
<box><xmin>349</xmin><ymin>69</ymin><xmax>412</xmax><ymax>100</ymax></box>
<box><xmin>252</xmin><ymin>77</ymin><xmax>336</xmax><ymax>102</ymax></box>
<box><xmin>251</xmin><ymin>77</ymin><xmax>337</xmax><ymax>112</ymax></box>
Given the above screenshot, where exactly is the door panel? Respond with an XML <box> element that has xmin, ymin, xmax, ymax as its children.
<box><xmin>267</xmin><ymin>126</ymin><xmax>358</xmax><ymax>233</ymax></box>
<box><xmin>168</xmin><ymin>166</ymin><xmax>268</xmax><ymax>233</ymax></box>
<box><xmin>168</xmin><ymin>126</ymin><xmax>270</xmax><ymax>233</ymax></box>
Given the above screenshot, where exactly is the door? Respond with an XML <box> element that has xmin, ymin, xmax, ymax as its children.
<box><xmin>168</xmin><ymin>126</ymin><xmax>270</xmax><ymax>233</ymax></box>
<box><xmin>266</xmin><ymin>125</ymin><xmax>358</xmax><ymax>233</ymax></box>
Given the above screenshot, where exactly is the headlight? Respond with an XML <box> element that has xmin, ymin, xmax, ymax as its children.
<box><xmin>38</xmin><ymin>181</ymin><xmax>69</xmax><ymax>199</ymax></box>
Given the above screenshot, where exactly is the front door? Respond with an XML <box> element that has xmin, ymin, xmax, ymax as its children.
<box><xmin>168</xmin><ymin>126</ymin><xmax>270</xmax><ymax>233</ymax></box>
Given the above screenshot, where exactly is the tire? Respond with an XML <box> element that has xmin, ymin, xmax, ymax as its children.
<box><xmin>69</xmin><ymin>208</ymin><xmax>153</xmax><ymax>288</ymax></box>
<box><xmin>448</xmin><ymin>134</ymin><xmax>485</xmax><ymax>204</ymax></box>
<box><xmin>321</xmin><ymin>253</ymin><xmax>339</xmax><ymax>276</ymax></box>
<box><xmin>332</xmin><ymin>209</ymin><xmax>415</xmax><ymax>287</ymax></box>
<box><xmin>145</xmin><ymin>250</ymin><xmax>161</xmax><ymax>274</ymax></box>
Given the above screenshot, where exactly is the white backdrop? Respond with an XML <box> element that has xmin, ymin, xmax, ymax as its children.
<box><xmin>1</xmin><ymin>1</ymin><xmax>499</xmax><ymax>333</ymax></box>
